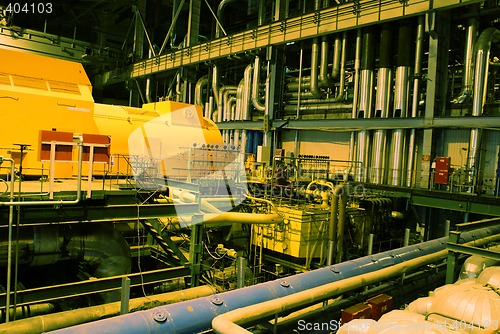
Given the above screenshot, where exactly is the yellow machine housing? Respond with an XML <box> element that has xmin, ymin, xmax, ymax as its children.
<box><xmin>0</xmin><ymin>49</ymin><xmax>222</xmax><ymax>178</ymax></box>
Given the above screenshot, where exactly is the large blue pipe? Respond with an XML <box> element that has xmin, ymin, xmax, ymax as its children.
<box><xmin>48</xmin><ymin>226</ymin><xmax>500</xmax><ymax>334</ymax></box>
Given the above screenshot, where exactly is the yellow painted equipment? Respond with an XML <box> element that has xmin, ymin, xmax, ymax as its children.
<box><xmin>0</xmin><ymin>48</ymin><xmax>222</xmax><ymax>178</ymax></box>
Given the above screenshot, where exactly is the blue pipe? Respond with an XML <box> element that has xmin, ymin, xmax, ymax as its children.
<box><xmin>47</xmin><ymin>226</ymin><xmax>500</xmax><ymax>334</ymax></box>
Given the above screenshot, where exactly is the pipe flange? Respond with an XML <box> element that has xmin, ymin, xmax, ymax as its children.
<box><xmin>152</xmin><ymin>310</ymin><xmax>167</xmax><ymax>322</ymax></box>
<box><xmin>330</xmin><ymin>266</ymin><xmax>340</xmax><ymax>273</ymax></box>
<box><xmin>211</xmin><ymin>295</ymin><xmax>224</xmax><ymax>305</ymax></box>
<box><xmin>280</xmin><ymin>280</ymin><xmax>290</xmax><ymax>287</ymax></box>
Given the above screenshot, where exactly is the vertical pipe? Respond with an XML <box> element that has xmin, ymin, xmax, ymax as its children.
<box><xmin>407</xmin><ymin>16</ymin><xmax>424</xmax><ymax>187</ymax></box>
<box><xmin>349</xmin><ymin>30</ymin><xmax>362</xmax><ymax>181</ymax></box>
<box><xmin>390</xmin><ymin>20</ymin><xmax>413</xmax><ymax>186</ymax></box>
<box><xmin>120</xmin><ymin>277</ymin><xmax>131</xmax><ymax>315</ymax></box>
<box><xmin>468</xmin><ymin>28</ymin><xmax>500</xmax><ymax>190</ymax></box>
<box><xmin>251</xmin><ymin>57</ymin><xmax>266</xmax><ymax>112</ymax></box>
<box><xmin>452</xmin><ymin>17</ymin><xmax>478</xmax><ymax>104</ymax></box>
<box><xmin>356</xmin><ymin>28</ymin><xmax>375</xmax><ymax>182</ymax></box>
<box><xmin>367</xmin><ymin>233</ymin><xmax>374</xmax><ymax>255</ymax></box>
<box><xmin>5</xmin><ymin>159</ymin><xmax>14</xmax><ymax>322</ymax></box>
<box><xmin>237</xmin><ymin>257</ymin><xmax>246</xmax><ymax>288</ymax></box>
<box><xmin>372</xmin><ymin>23</ymin><xmax>394</xmax><ymax>185</ymax></box>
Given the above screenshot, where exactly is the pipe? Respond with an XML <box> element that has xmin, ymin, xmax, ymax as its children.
<box><xmin>218</xmin><ymin>86</ymin><xmax>237</xmax><ymax>122</ymax></box>
<box><xmin>406</xmin><ymin>16</ymin><xmax>424</xmax><ymax>187</ymax></box>
<box><xmin>48</xmin><ymin>225</ymin><xmax>500</xmax><ymax>334</ymax></box>
<box><xmin>215</xmin><ymin>0</ymin><xmax>238</xmax><ymax>38</ymax></box>
<box><xmin>202</xmin><ymin>212</ymin><xmax>283</xmax><ymax>226</ymax></box>
<box><xmin>318</xmin><ymin>35</ymin><xmax>333</xmax><ymax>88</ymax></box>
<box><xmin>212</xmin><ymin>232</ymin><xmax>498</xmax><ymax>334</ymax></box>
<box><xmin>327</xmin><ymin>184</ymin><xmax>345</xmax><ymax>265</ymax></box>
<box><xmin>467</xmin><ymin>27</ymin><xmax>500</xmax><ymax>189</ymax></box>
<box><xmin>390</xmin><ymin>20</ymin><xmax>413</xmax><ymax>187</ymax></box>
<box><xmin>355</xmin><ymin>28</ymin><xmax>375</xmax><ymax>182</ymax></box>
<box><xmin>310</xmin><ymin>37</ymin><xmax>325</xmax><ymax>98</ymax></box>
<box><xmin>1</xmin><ymin>303</ymin><xmax>56</xmax><ymax>322</ymax></box>
<box><xmin>251</xmin><ymin>56</ymin><xmax>266</xmax><ymax>112</ymax></box>
<box><xmin>336</xmin><ymin>190</ymin><xmax>347</xmax><ymax>263</ymax></box>
<box><xmin>348</xmin><ymin>30</ymin><xmax>362</xmax><ymax>179</ymax></box>
<box><xmin>2</xmin><ymin>158</ymin><xmax>14</xmax><ymax>323</ymax></box>
<box><xmin>1</xmin><ymin>286</ymin><xmax>214</xmax><ymax>334</ymax></box>
<box><xmin>194</xmin><ymin>75</ymin><xmax>208</xmax><ymax>107</ymax></box>
<box><xmin>371</xmin><ymin>23</ymin><xmax>393</xmax><ymax>185</ymax></box>
<box><xmin>212</xmin><ymin>65</ymin><xmax>220</xmax><ymax>109</ymax></box>
<box><xmin>452</xmin><ymin>17</ymin><xmax>478</xmax><ymax>104</ymax></box>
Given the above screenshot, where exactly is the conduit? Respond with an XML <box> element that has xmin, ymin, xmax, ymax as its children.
<box><xmin>467</xmin><ymin>27</ymin><xmax>500</xmax><ymax>189</ymax></box>
<box><xmin>0</xmin><ymin>286</ymin><xmax>214</xmax><ymax>334</ymax></box>
<box><xmin>194</xmin><ymin>75</ymin><xmax>208</xmax><ymax>107</ymax></box>
<box><xmin>47</xmin><ymin>225</ymin><xmax>500</xmax><ymax>334</ymax></box>
<box><xmin>211</xmin><ymin>233</ymin><xmax>500</xmax><ymax>334</ymax></box>
<box><xmin>371</xmin><ymin>23</ymin><xmax>393</xmax><ymax>185</ymax></box>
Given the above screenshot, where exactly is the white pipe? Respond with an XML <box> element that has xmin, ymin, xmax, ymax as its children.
<box><xmin>251</xmin><ymin>56</ymin><xmax>266</xmax><ymax>112</ymax></box>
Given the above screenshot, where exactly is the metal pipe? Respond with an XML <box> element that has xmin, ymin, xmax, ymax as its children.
<box><xmin>318</xmin><ymin>36</ymin><xmax>332</xmax><ymax>88</ymax></box>
<box><xmin>390</xmin><ymin>20</ymin><xmax>413</xmax><ymax>187</ymax></box>
<box><xmin>218</xmin><ymin>86</ymin><xmax>237</xmax><ymax>122</ymax></box>
<box><xmin>251</xmin><ymin>56</ymin><xmax>266</xmax><ymax>112</ymax></box>
<box><xmin>331</xmin><ymin>34</ymin><xmax>342</xmax><ymax>80</ymax></box>
<box><xmin>212</xmin><ymin>231</ymin><xmax>499</xmax><ymax>334</ymax></box>
<box><xmin>452</xmin><ymin>17</ymin><xmax>478</xmax><ymax>104</ymax></box>
<box><xmin>236</xmin><ymin>257</ymin><xmax>246</xmax><ymax>288</ymax></box>
<box><xmin>407</xmin><ymin>16</ymin><xmax>424</xmax><ymax>187</ymax></box>
<box><xmin>215</xmin><ymin>0</ymin><xmax>237</xmax><ymax>38</ymax></box>
<box><xmin>371</xmin><ymin>23</ymin><xmax>393</xmax><ymax>185</ymax></box>
<box><xmin>356</xmin><ymin>28</ymin><xmax>375</xmax><ymax>183</ymax></box>
<box><xmin>327</xmin><ymin>184</ymin><xmax>345</xmax><ymax>265</ymax></box>
<box><xmin>335</xmin><ymin>190</ymin><xmax>347</xmax><ymax>263</ymax></box>
<box><xmin>310</xmin><ymin>37</ymin><xmax>325</xmax><ymax>98</ymax></box>
<box><xmin>195</xmin><ymin>75</ymin><xmax>208</xmax><ymax>106</ymax></box>
<box><xmin>467</xmin><ymin>27</ymin><xmax>500</xmax><ymax>188</ymax></box>
<box><xmin>1</xmin><ymin>286</ymin><xmax>214</xmax><ymax>334</ymax></box>
<box><xmin>2</xmin><ymin>158</ymin><xmax>14</xmax><ymax>323</ymax></box>
<box><xmin>212</xmin><ymin>65</ymin><xmax>220</xmax><ymax>109</ymax></box>
<box><xmin>348</xmin><ymin>30</ymin><xmax>362</xmax><ymax>179</ymax></box>
<box><xmin>49</xmin><ymin>224</ymin><xmax>500</xmax><ymax>334</ymax></box>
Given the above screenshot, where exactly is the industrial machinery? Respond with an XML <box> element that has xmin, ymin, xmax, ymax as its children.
<box><xmin>1</xmin><ymin>0</ymin><xmax>500</xmax><ymax>333</ymax></box>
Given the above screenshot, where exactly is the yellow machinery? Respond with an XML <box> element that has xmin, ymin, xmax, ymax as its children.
<box><xmin>0</xmin><ymin>48</ymin><xmax>222</xmax><ymax>179</ymax></box>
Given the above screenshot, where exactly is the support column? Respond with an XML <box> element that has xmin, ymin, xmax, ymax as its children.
<box><xmin>189</xmin><ymin>214</ymin><xmax>204</xmax><ymax>287</ymax></box>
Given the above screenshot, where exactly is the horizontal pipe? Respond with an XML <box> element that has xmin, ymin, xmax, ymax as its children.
<box><xmin>47</xmin><ymin>225</ymin><xmax>500</xmax><ymax>334</ymax></box>
<box><xmin>212</xmin><ymin>232</ymin><xmax>496</xmax><ymax>334</ymax></box>
<box><xmin>1</xmin><ymin>286</ymin><xmax>214</xmax><ymax>334</ymax></box>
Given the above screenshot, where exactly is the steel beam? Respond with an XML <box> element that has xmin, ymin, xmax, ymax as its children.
<box><xmin>130</xmin><ymin>0</ymin><xmax>483</xmax><ymax>78</ymax></box>
<box><xmin>216</xmin><ymin>116</ymin><xmax>500</xmax><ymax>131</ymax></box>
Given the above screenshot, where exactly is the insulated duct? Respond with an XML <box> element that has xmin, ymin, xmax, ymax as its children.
<box><xmin>48</xmin><ymin>225</ymin><xmax>500</xmax><ymax>334</ymax></box>
<box><xmin>467</xmin><ymin>27</ymin><xmax>500</xmax><ymax>190</ymax></box>
<box><xmin>389</xmin><ymin>20</ymin><xmax>413</xmax><ymax>187</ymax></box>
<box><xmin>355</xmin><ymin>27</ymin><xmax>375</xmax><ymax>182</ymax></box>
<box><xmin>371</xmin><ymin>23</ymin><xmax>393</xmax><ymax>185</ymax></box>
<box><xmin>194</xmin><ymin>75</ymin><xmax>208</xmax><ymax>107</ymax></box>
